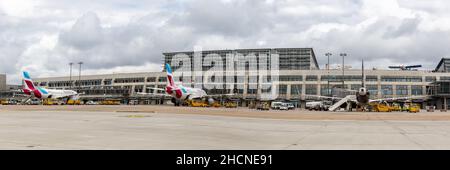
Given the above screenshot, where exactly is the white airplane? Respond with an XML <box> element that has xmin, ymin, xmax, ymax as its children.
<box><xmin>22</xmin><ymin>71</ymin><xmax>79</xmax><ymax>101</ymax></box>
<box><xmin>138</xmin><ymin>63</ymin><xmax>233</xmax><ymax>106</ymax></box>
<box><xmin>303</xmin><ymin>60</ymin><xmax>427</xmax><ymax>111</ymax></box>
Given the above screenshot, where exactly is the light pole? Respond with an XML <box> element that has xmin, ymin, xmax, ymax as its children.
<box><xmin>325</xmin><ymin>53</ymin><xmax>332</xmax><ymax>96</ymax></box>
<box><xmin>78</xmin><ymin>62</ymin><xmax>83</xmax><ymax>91</ymax></box>
<box><xmin>69</xmin><ymin>62</ymin><xmax>73</xmax><ymax>90</ymax></box>
<box><xmin>340</xmin><ymin>53</ymin><xmax>347</xmax><ymax>89</ymax></box>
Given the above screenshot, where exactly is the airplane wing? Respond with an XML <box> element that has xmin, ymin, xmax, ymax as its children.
<box><xmin>369</xmin><ymin>95</ymin><xmax>428</xmax><ymax>103</ymax></box>
<box><xmin>146</xmin><ymin>87</ymin><xmax>166</xmax><ymax>92</ymax></box>
<box><xmin>136</xmin><ymin>92</ymin><xmax>171</xmax><ymax>97</ymax></box>
<box><xmin>302</xmin><ymin>95</ymin><xmax>343</xmax><ymax>100</ymax></box>
<box><xmin>405</xmin><ymin>65</ymin><xmax>422</xmax><ymax>68</ymax></box>
<box><xmin>51</xmin><ymin>94</ymin><xmax>80</xmax><ymax>100</ymax></box>
<box><xmin>204</xmin><ymin>93</ymin><xmax>236</xmax><ymax>97</ymax></box>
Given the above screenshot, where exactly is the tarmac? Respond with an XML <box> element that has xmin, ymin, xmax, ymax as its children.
<box><xmin>1</xmin><ymin>105</ymin><xmax>450</xmax><ymax>149</ymax></box>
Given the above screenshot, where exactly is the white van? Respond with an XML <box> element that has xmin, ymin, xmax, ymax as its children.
<box><xmin>271</xmin><ymin>102</ymin><xmax>283</xmax><ymax>110</ymax></box>
<box><xmin>279</xmin><ymin>103</ymin><xmax>289</xmax><ymax>110</ymax></box>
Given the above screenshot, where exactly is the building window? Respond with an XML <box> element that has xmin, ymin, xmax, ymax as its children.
<box><xmin>247</xmin><ymin>85</ymin><xmax>257</xmax><ymax>94</ymax></box>
<box><xmin>366</xmin><ymin>85</ymin><xmax>378</xmax><ymax>97</ymax></box>
<box><xmin>104</xmin><ymin>79</ymin><xmax>112</xmax><ymax>85</ymax></box>
<box><xmin>441</xmin><ymin>77</ymin><xmax>450</xmax><ymax>81</ymax></box>
<box><xmin>320</xmin><ymin>75</ymin><xmax>334</xmax><ymax>82</ymax></box>
<box><xmin>147</xmin><ymin>77</ymin><xmax>156</xmax><ymax>82</ymax></box>
<box><xmin>396</xmin><ymin>85</ymin><xmax>408</xmax><ymax>96</ymax></box>
<box><xmin>381</xmin><ymin>85</ymin><xmax>393</xmax><ymax>96</ymax></box>
<box><xmin>381</xmin><ymin>76</ymin><xmax>422</xmax><ymax>82</ymax></box>
<box><xmin>291</xmin><ymin>85</ymin><xmax>302</xmax><ymax>95</ymax></box>
<box><xmin>158</xmin><ymin>77</ymin><xmax>166</xmax><ymax>82</ymax></box>
<box><xmin>351</xmin><ymin>84</ymin><xmax>361</xmax><ymax>90</ymax></box>
<box><xmin>306</xmin><ymin>75</ymin><xmax>318</xmax><ymax>81</ymax></box>
<box><xmin>279</xmin><ymin>75</ymin><xmax>303</xmax><ymax>82</ymax></box>
<box><xmin>411</xmin><ymin>85</ymin><xmax>423</xmax><ymax>95</ymax></box>
<box><xmin>425</xmin><ymin>76</ymin><xmax>436</xmax><ymax>82</ymax></box>
<box><xmin>320</xmin><ymin>84</ymin><xmax>333</xmax><ymax>96</ymax></box>
<box><xmin>439</xmin><ymin>82</ymin><xmax>450</xmax><ymax>94</ymax></box>
<box><xmin>279</xmin><ymin>85</ymin><xmax>288</xmax><ymax>95</ymax></box>
<box><xmin>305</xmin><ymin>84</ymin><xmax>317</xmax><ymax>95</ymax></box>
<box><xmin>366</xmin><ymin>76</ymin><xmax>378</xmax><ymax>82</ymax></box>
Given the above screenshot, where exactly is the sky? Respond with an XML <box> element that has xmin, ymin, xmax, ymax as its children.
<box><xmin>1</xmin><ymin>0</ymin><xmax>450</xmax><ymax>84</ymax></box>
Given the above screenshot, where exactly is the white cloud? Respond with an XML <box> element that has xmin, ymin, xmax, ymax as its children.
<box><xmin>1</xmin><ymin>0</ymin><xmax>450</xmax><ymax>84</ymax></box>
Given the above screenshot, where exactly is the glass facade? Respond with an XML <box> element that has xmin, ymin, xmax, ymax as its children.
<box><xmin>366</xmin><ymin>76</ymin><xmax>378</xmax><ymax>82</ymax></box>
<box><xmin>381</xmin><ymin>85</ymin><xmax>393</xmax><ymax>96</ymax></box>
<box><xmin>366</xmin><ymin>85</ymin><xmax>378</xmax><ymax>97</ymax></box>
<box><xmin>396</xmin><ymin>85</ymin><xmax>408</xmax><ymax>96</ymax></box>
<box><xmin>291</xmin><ymin>85</ymin><xmax>302</xmax><ymax>95</ymax></box>
<box><xmin>306</xmin><ymin>75</ymin><xmax>318</xmax><ymax>81</ymax></box>
<box><xmin>164</xmin><ymin>48</ymin><xmax>318</xmax><ymax>72</ymax></box>
<box><xmin>411</xmin><ymin>85</ymin><xmax>423</xmax><ymax>95</ymax></box>
<box><xmin>425</xmin><ymin>76</ymin><xmax>436</xmax><ymax>82</ymax></box>
<box><xmin>305</xmin><ymin>84</ymin><xmax>317</xmax><ymax>95</ymax></box>
<box><xmin>381</xmin><ymin>76</ymin><xmax>422</xmax><ymax>82</ymax></box>
<box><xmin>279</xmin><ymin>85</ymin><xmax>288</xmax><ymax>95</ymax></box>
<box><xmin>321</xmin><ymin>84</ymin><xmax>332</xmax><ymax>96</ymax></box>
<box><xmin>279</xmin><ymin>75</ymin><xmax>303</xmax><ymax>82</ymax></box>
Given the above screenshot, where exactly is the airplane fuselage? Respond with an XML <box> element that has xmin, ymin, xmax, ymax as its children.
<box><xmin>165</xmin><ymin>85</ymin><xmax>207</xmax><ymax>100</ymax></box>
<box><xmin>356</xmin><ymin>87</ymin><xmax>370</xmax><ymax>106</ymax></box>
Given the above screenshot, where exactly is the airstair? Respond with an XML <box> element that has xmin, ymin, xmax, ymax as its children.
<box><xmin>328</xmin><ymin>95</ymin><xmax>355</xmax><ymax>111</ymax></box>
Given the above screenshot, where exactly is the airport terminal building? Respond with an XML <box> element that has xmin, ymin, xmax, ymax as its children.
<box><xmin>30</xmin><ymin>48</ymin><xmax>450</xmax><ymax>109</ymax></box>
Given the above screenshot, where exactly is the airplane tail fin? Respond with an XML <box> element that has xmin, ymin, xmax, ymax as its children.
<box><xmin>22</xmin><ymin>71</ymin><xmax>36</xmax><ymax>90</ymax></box>
<box><xmin>165</xmin><ymin>63</ymin><xmax>175</xmax><ymax>87</ymax></box>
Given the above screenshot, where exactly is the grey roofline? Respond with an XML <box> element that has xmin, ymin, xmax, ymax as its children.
<box><xmin>434</xmin><ymin>58</ymin><xmax>449</xmax><ymax>72</ymax></box>
<box><xmin>310</xmin><ymin>48</ymin><xmax>320</xmax><ymax>69</ymax></box>
<box><xmin>162</xmin><ymin>48</ymin><xmax>315</xmax><ymax>55</ymax></box>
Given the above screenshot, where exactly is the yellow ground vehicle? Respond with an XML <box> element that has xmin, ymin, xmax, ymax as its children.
<box><xmin>188</xmin><ymin>100</ymin><xmax>209</xmax><ymax>107</ymax></box>
<box><xmin>224</xmin><ymin>101</ymin><xmax>238</xmax><ymax>108</ymax></box>
<box><xmin>1</xmin><ymin>99</ymin><xmax>9</xmax><ymax>105</ymax></box>
<box><xmin>43</xmin><ymin>99</ymin><xmax>56</xmax><ymax>105</ymax></box>
<box><xmin>404</xmin><ymin>103</ymin><xmax>420</xmax><ymax>113</ymax></box>
<box><xmin>43</xmin><ymin>99</ymin><xmax>64</xmax><ymax>105</ymax></box>
<box><xmin>389</xmin><ymin>103</ymin><xmax>402</xmax><ymax>112</ymax></box>
<box><xmin>67</xmin><ymin>100</ymin><xmax>81</xmax><ymax>105</ymax></box>
<box><xmin>370</xmin><ymin>102</ymin><xmax>391</xmax><ymax>112</ymax></box>
<box><xmin>100</xmin><ymin>100</ymin><xmax>121</xmax><ymax>105</ymax></box>
<box><xmin>210</xmin><ymin>102</ymin><xmax>222</xmax><ymax>108</ymax></box>
<box><xmin>256</xmin><ymin>102</ymin><xmax>270</xmax><ymax>110</ymax></box>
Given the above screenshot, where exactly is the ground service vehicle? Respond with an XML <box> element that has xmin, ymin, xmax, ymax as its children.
<box><xmin>100</xmin><ymin>100</ymin><xmax>121</xmax><ymax>105</ymax></box>
<box><xmin>224</xmin><ymin>100</ymin><xmax>238</xmax><ymax>108</ymax></box>
<box><xmin>286</xmin><ymin>103</ymin><xmax>295</xmax><ymax>110</ymax></box>
<box><xmin>257</xmin><ymin>102</ymin><xmax>270</xmax><ymax>110</ymax></box>
<box><xmin>271</xmin><ymin>102</ymin><xmax>283</xmax><ymax>110</ymax></box>
<box><xmin>279</xmin><ymin>103</ymin><xmax>289</xmax><ymax>110</ymax></box>
<box><xmin>188</xmin><ymin>100</ymin><xmax>208</xmax><ymax>107</ymax></box>
<box><xmin>306</xmin><ymin>101</ymin><xmax>329</xmax><ymax>111</ymax></box>
<box><xmin>210</xmin><ymin>102</ymin><xmax>221</xmax><ymax>108</ymax></box>
<box><xmin>67</xmin><ymin>100</ymin><xmax>81</xmax><ymax>105</ymax></box>
<box><xmin>85</xmin><ymin>101</ymin><xmax>98</xmax><ymax>105</ymax></box>
<box><xmin>371</xmin><ymin>103</ymin><xmax>391</xmax><ymax>112</ymax></box>
<box><xmin>407</xmin><ymin>103</ymin><xmax>421</xmax><ymax>113</ymax></box>
<box><xmin>390</xmin><ymin>103</ymin><xmax>402</xmax><ymax>112</ymax></box>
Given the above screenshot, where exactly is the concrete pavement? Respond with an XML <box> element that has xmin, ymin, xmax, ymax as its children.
<box><xmin>1</xmin><ymin>110</ymin><xmax>450</xmax><ymax>149</ymax></box>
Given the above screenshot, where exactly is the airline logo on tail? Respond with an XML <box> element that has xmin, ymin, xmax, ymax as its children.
<box><xmin>165</xmin><ymin>63</ymin><xmax>183</xmax><ymax>98</ymax></box>
<box><xmin>23</xmin><ymin>71</ymin><xmax>36</xmax><ymax>90</ymax></box>
<box><xmin>166</xmin><ymin>63</ymin><xmax>175</xmax><ymax>87</ymax></box>
<box><xmin>22</xmin><ymin>71</ymin><xmax>43</xmax><ymax>98</ymax></box>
